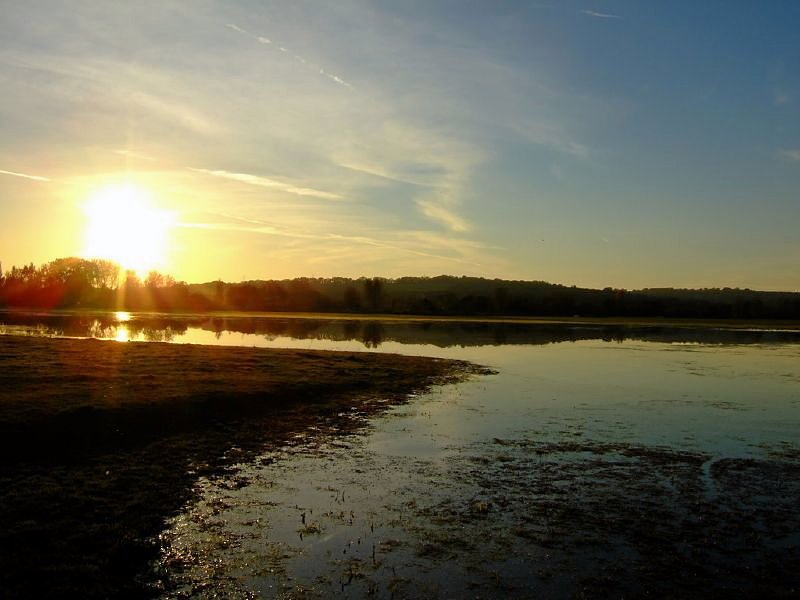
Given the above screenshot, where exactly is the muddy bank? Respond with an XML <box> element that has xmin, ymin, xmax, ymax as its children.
<box><xmin>162</xmin><ymin>435</ymin><xmax>800</xmax><ymax>599</ymax></box>
<box><xmin>0</xmin><ymin>335</ymin><xmax>486</xmax><ymax>599</ymax></box>
<box><xmin>407</xmin><ymin>439</ymin><xmax>800</xmax><ymax>598</ymax></box>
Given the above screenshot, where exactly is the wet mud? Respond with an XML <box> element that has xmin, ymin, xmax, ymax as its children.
<box><xmin>0</xmin><ymin>335</ymin><xmax>485</xmax><ymax>598</ymax></box>
<box><xmin>156</xmin><ymin>431</ymin><xmax>800</xmax><ymax>599</ymax></box>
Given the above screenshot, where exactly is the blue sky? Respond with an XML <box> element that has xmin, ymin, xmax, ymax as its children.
<box><xmin>1</xmin><ymin>1</ymin><xmax>798</xmax><ymax>288</ymax></box>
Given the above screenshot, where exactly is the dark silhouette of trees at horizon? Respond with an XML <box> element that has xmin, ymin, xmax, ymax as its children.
<box><xmin>2</xmin><ymin>257</ymin><xmax>800</xmax><ymax>319</ymax></box>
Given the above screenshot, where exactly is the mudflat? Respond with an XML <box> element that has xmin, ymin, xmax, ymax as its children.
<box><xmin>0</xmin><ymin>335</ymin><xmax>485</xmax><ymax>598</ymax></box>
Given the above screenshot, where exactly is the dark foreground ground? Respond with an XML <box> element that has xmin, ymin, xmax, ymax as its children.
<box><xmin>0</xmin><ymin>335</ymin><xmax>483</xmax><ymax>599</ymax></box>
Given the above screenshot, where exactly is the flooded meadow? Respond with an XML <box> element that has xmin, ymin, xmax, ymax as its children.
<box><xmin>2</xmin><ymin>310</ymin><xmax>800</xmax><ymax>597</ymax></box>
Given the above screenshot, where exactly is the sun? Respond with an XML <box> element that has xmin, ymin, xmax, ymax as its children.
<box><xmin>82</xmin><ymin>183</ymin><xmax>174</xmax><ymax>277</ymax></box>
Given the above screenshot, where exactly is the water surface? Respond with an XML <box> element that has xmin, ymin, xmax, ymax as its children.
<box><xmin>2</xmin><ymin>310</ymin><xmax>799</xmax><ymax>597</ymax></box>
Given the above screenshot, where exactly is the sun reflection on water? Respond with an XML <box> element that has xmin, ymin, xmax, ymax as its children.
<box><xmin>114</xmin><ymin>326</ymin><xmax>131</xmax><ymax>342</ymax></box>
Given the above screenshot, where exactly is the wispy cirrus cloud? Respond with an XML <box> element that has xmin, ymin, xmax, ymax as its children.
<box><xmin>780</xmin><ymin>149</ymin><xmax>800</xmax><ymax>162</ymax></box>
<box><xmin>513</xmin><ymin>120</ymin><xmax>591</xmax><ymax>158</ymax></box>
<box><xmin>0</xmin><ymin>54</ymin><xmax>224</xmax><ymax>137</ymax></box>
<box><xmin>225</xmin><ymin>23</ymin><xmax>354</xmax><ymax>89</ymax></box>
<box><xmin>179</xmin><ymin>212</ymin><xmax>485</xmax><ymax>268</ymax></box>
<box><xmin>416</xmin><ymin>199</ymin><xmax>471</xmax><ymax>233</ymax></box>
<box><xmin>131</xmin><ymin>90</ymin><xmax>223</xmax><ymax>135</ymax></box>
<box><xmin>0</xmin><ymin>169</ymin><xmax>50</xmax><ymax>182</ymax></box>
<box><xmin>113</xmin><ymin>149</ymin><xmax>156</xmax><ymax>162</ymax></box>
<box><xmin>582</xmin><ymin>9</ymin><xmax>621</xmax><ymax>19</ymax></box>
<box><xmin>337</xmin><ymin>161</ymin><xmax>436</xmax><ymax>187</ymax></box>
<box><xmin>188</xmin><ymin>167</ymin><xmax>343</xmax><ymax>200</ymax></box>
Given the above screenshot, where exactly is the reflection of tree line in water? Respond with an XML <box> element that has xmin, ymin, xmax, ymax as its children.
<box><xmin>0</xmin><ymin>314</ymin><xmax>187</xmax><ymax>343</ymax></box>
<box><xmin>3</xmin><ymin>312</ymin><xmax>800</xmax><ymax>347</ymax></box>
<box><xmin>4</xmin><ymin>258</ymin><xmax>800</xmax><ymax>320</ymax></box>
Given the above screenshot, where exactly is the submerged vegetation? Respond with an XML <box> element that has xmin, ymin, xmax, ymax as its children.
<box><xmin>2</xmin><ymin>257</ymin><xmax>800</xmax><ymax>319</ymax></box>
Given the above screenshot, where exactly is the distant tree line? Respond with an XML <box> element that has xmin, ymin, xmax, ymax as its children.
<box><xmin>2</xmin><ymin>257</ymin><xmax>800</xmax><ymax>319</ymax></box>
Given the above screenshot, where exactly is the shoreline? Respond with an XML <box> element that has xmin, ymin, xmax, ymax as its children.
<box><xmin>0</xmin><ymin>335</ymin><xmax>482</xmax><ymax>425</ymax></box>
<box><xmin>3</xmin><ymin>306</ymin><xmax>800</xmax><ymax>330</ymax></box>
<box><xmin>0</xmin><ymin>335</ymin><xmax>488</xmax><ymax>598</ymax></box>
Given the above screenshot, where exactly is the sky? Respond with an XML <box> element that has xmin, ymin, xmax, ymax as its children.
<box><xmin>1</xmin><ymin>0</ymin><xmax>799</xmax><ymax>289</ymax></box>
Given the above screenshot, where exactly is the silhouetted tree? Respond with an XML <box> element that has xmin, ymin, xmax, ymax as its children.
<box><xmin>363</xmin><ymin>278</ymin><xmax>383</xmax><ymax>311</ymax></box>
<box><xmin>3</xmin><ymin>257</ymin><xmax>800</xmax><ymax>319</ymax></box>
<box><xmin>122</xmin><ymin>270</ymin><xmax>142</xmax><ymax>308</ymax></box>
<box><xmin>214</xmin><ymin>280</ymin><xmax>224</xmax><ymax>307</ymax></box>
<box><xmin>145</xmin><ymin>271</ymin><xmax>165</xmax><ymax>289</ymax></box>
<box><xmin>343</xmin><ymin>285</ymin><xmax>361</xmax><ymax>311</ymax></box>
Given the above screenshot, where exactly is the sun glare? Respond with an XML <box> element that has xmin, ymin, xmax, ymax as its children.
<box><xmin>82</xmin><ymin>183</ymin><xmax>174</xmax><ymax>277</ymax></box>
<box><xmin>114</xmin><ymin>325</ymin><xmax>131</xmax><ymax>342</ymax></box>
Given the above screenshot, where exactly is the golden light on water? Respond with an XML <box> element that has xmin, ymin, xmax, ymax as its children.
<box><xmin>114</xmin><ymin>325</ymin><xmax>131</xmax><ymax>342</ymax></box>
<box><xmin>82</xmin><ymin>183</ymin><xmax>174</xmax><ymax>277</ymax></box>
